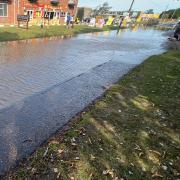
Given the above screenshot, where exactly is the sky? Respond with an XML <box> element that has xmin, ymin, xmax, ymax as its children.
<box><xmin>78</xmin><ymin>0</ymin><xmax>180</xmax><ymax>13</ymax></box>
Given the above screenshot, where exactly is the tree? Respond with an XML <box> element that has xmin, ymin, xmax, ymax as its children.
<box><xmin>145</xmin><ymin>9</ymin><xmax>154</xmax><ymax>14</ymax></box>
<box><xmin>171</xmin><ymin>8</ymin><xmax>180</xmax><ymax>19</ymax></box>
<box><xmin>92</xmin><ymin>2</ymin><xmax>112</xmax><ymax>17</ymax></box>
<box><xmin>76</xmin><ymin>8</ymin><xmax>84</xmax><ymax>21</ymax></box>
<box><xmin>160</xmin><ymin>8</ymin><xmax>180</xmax><ymax>19</ymax></box>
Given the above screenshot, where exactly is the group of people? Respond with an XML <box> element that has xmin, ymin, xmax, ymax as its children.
<box><xmin>83</xmin><ymin>17</ymin><xmax>106</xmax><ymax>28</ymax></box>
<box><xmin>65</xmin><ymin>13</ymin><xmax>80</xmax><ymax>28</ymax></box>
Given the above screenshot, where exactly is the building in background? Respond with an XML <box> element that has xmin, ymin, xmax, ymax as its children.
<box><xmin>76</xmin><ymin>7</ymin><xmax>92</xmax><ymax>21</ymax></box>
<box><xmin>136</xmin><ymin>12</ymin><xmax>160</xmax><ymax>24</ymax></box>
<box><xmin>0</xmin><ymin>0</ymin><xmax>19</xmax><ymax>25</ymax></box>
<box><xmin>101</xmin><ymin>11</ymin><xmax>140</xmax><ymax>19</ymax></box>
<box><xmin>140</xmin><ymin>13</ymin><xmax>160</xmax><ymax>21</ymax></box>
<box><xmin>0</xmin><ymin>0</ymin><xmax>78</xmax><ymax>26</ymax></box>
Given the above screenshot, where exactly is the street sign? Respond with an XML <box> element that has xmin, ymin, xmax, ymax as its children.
<box><xmin>17</xmin><ymin>15</ymin><xmax>29</xmax><ymax>22</ymax></box>
<box><xmin>17</xmin><ymin>15</ymin><xmax>29</xmax><ymax>29</ymax></box>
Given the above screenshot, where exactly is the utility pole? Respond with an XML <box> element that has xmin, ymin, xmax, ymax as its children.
<box><xmin>119</xmin><ymin>0</ymin><xmax>135</xmax><ymax>28</ymax></box>
<box><xmin>128</xmin><ymin>0</ymin><xmax>135</xmax><ymax>15</ymax></box>
<box><xmin>171</xmin><ymin>0</ymin><xmax>180</xmax><ymax>20</ymax></box>
<box><xmin>161</xmin><ymin>4</ymin><xmax>169</xmax><ymax>22</ymax></box>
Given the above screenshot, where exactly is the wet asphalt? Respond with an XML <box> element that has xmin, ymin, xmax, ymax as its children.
<box><xmin>0</xmin><ymin>28</ymin><xmax>166</xmax><ymax>175</ymax></box>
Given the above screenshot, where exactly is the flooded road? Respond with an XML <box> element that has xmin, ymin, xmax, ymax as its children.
<box><xmin>0</xmin><ymin>29</ymin><xmax>166</xmax><ymax>110</ymax></box>
<box><xmin>0</xmin><ymin>28</ymin><xmax>166</xmax><ymax>174</ymax></box>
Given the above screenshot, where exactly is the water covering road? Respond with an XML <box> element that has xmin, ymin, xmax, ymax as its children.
<box><xmin>0</xmin><ymin>28</ymin><xmax>166</xmax><ymax>175</ymax></box>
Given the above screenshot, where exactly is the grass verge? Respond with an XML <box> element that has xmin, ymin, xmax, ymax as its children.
<box><xmin>5</xmin><ymin>50</ymin><xmax>180</xmax><ymax>180</ymax></box>
<box><xmin>0</xmin><ymin>25</ymin><xmax>118</xmax><ymax>42</ymax></box>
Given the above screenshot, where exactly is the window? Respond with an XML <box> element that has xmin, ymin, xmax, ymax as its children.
<box><xmin>35</xmin><ymin>11</ymin><xmax>42</xmax><ymax>18</ymax></box>
<box><xmin>54</xmin><ymin>11</ymin><xmax>61</xmax><ymax>19</ymax></box>
<box><xmin>44</xmin><ymin>11</ymin><xmax>54</xmax><ymax>19</ymax></box>
<box><xmin>27</xmin><ymin>10</ymin><xmax>34</xmax><ymax>19</ymax></box>
<box><xmin>0</xmin><ymin>3</ymin><xmax>8</xmax><ymax>17</ymax></box>
<box><xmin>61</xmin><ymin>11</ymin><xmax>66</xmax><ymax>17</ymax></box>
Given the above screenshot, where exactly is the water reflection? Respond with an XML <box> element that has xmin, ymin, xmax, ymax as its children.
<box><xmin>0</xmin><ymin>36</ymin><xmax>73</xmax><ymax>64</ymax></box>
<box><xmin>0</xmin><ymin>28</ymin><xmax>166</xmax><ymax>110</ymax></box>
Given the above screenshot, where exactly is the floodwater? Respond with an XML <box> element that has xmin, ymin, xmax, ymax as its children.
<box><xmin>0</xmin><ymin>28</ymin><xmax>165</xmax><ymax>110</ymax></box>
<box><xmin>0</xmin><ymin>27</ymin><xmax>167</xmax><ymax>175</ymax></box>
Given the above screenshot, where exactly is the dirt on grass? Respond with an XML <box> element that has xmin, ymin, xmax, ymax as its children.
<box><xmin>4</xmin><ymin>50</ymin><xmax>180</xmax><ymax>180</ymax></box>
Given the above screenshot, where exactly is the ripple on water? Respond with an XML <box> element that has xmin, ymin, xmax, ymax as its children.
<box><xmin>0</xmin><ymin>29</ymin><xmax>167</xmax><ymax>110</ymax></box>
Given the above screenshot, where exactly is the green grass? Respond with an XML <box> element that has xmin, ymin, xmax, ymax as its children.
<box><xmin>0</xmin><ymin>25</ymin><xmax>118</xmax><ymax>42</ymax></box>
<box><xmin>5</xmin><ymin>51</ymin><xmax>180</xmax><ymax>180</ymax></box>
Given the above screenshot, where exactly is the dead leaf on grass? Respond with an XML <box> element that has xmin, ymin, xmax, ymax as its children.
<box><xmin>102</xmin><ymin>169</ymin><xmax>114</xmax><ymax>177</ymax></box>
<box><xmin>134</xmin><ymin>144</ymin><xmax>142</xmax><ymax>151</ymax></box>
<box><xmin>71</xmin><ymin>138</ymin><xmax>76</xmax><ymax>142</ymax></box>
<box><xmin>149</xmin><ymin>150</ymin><xmax>161</xmax><ymax>156</ymax></box>
<box><xmin>162</xmin><ymin>165</ymin><xmax>167</xmax><ymax>171</ymax></box>
<box><xmin>43</xmin><ymin>147</ymin><xmax>49</xmax><ymax>157</ymax></box>
<box><xmin>53</xmin><ymin>168</ymin><xmax>58</xmax><ymax>173</ymax></box>
<box><xmin>75</xmin><ymin>157</ymin><xmax>80</xmax><ymax>160</ymax></box>
<box><xmin>49</xmin><ymin>140</ymin><xmax>59</xmax><ymax>145</ymax></box>
<box><xmin>139</xmin><ymin>152</ymin><xmax>144</xmax><ymax>157</ymax></box>
<box><xmin>31</xmin><ymin>168</ymin><xmax>36</xmax><ymax>174</ymax></box>
<box><xmin>173</xmin><ymin>169</ymin><xmax>180</xmax><ymax>176</ymax></box>
<box><xmin>58</xmin><ymin>149</ymin><xmax>64</xmax><ymax>154</ymax></box>
<box><xmin>71</xmin><ymin>143</ymin><xmax>77</xmax><ymax>146</ymax></box>
<box><xmin>152</xmin><ymin>172</ymin><xmax>163</xmax><ymax>178</ymax></box>
<box><xmin>90</xmin><ymin>154</ymin><xmax>96</xmax><ymax>160</ymax></box>
<box><xmin>88</xmin><ymin>138</ymin><xmax>92</xmax><ymax>144</ymax></box>
<box><xmin>57</xmin><ymin>172</ymin><xmax>61</xmax><ymax>178</ymax></box>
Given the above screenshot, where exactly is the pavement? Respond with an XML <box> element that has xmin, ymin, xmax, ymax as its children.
<box><xmin>0</xmin><ymin>28</ymin><xmax>167</xmax><ymax>175</ymax></box>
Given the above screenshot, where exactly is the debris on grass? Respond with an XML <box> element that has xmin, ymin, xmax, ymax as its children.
<box><xmin>43</xmin><ymin>147</ymin><xmax>49</xmax><ymax>157</ymax></box>
<box><xmin>58</xmin><ymin>149</ymin><xmax>64</xmax><ymax>154</ymax></box>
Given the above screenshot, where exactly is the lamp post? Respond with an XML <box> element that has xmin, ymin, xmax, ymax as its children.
<box><xmin>128</xmin><ymin>0</ymin><xmax>135</xmax><ymax>15</ymax></box>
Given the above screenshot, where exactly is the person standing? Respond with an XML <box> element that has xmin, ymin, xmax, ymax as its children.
<box><xmin>66</xmin><ymin>13</ymin><xmax>71</xmax><ymax>29</ymax></box>
<box><xmin>174</xmin><ymin>21</ymin><xmax>180</xmax><ymax>40</ymax></box>
<box><xmin>70</xmin><ymin>16</ymin><xmax>74</xmax><ymax>28</ymax></box>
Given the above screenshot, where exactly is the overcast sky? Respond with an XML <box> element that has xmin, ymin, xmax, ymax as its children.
<box><xmin>79</xmin><ymin>0</ymin><xmax>180</xmax><ymax>13</ymax></box>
